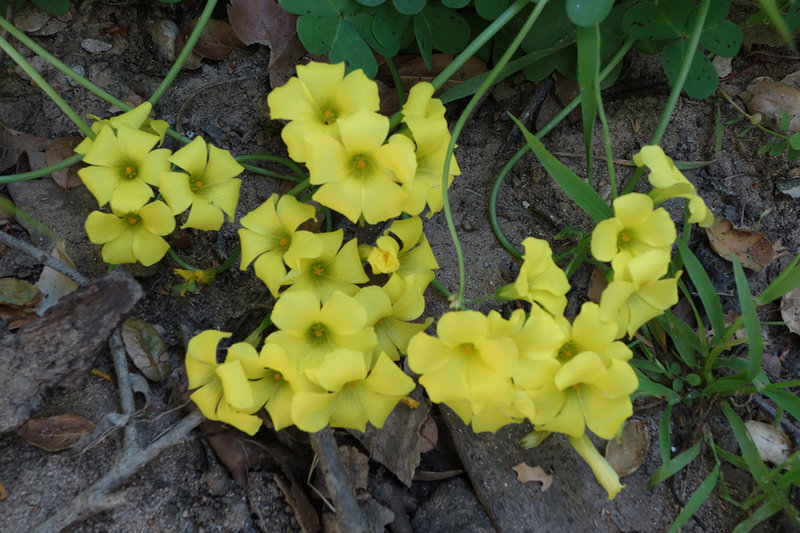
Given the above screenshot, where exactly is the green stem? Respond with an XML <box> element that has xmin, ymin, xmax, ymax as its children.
<box><xmin>239</xmin><ymin>162</ymin><xmax>301</xmax><ymax>181</ymax></box>
<box><xmin>596</xmin><ymin>80</ymin><xmax>616</xmax><ymax>198</ymax></box>
<box><xmin>0</xmin><ymin>35</ymin><xmax>92</xmax><ymax>137</ymax></box>
<box><xmin>0</xmin><ymin>153</ymin><xmax>83</xmax><ymax>183</ymax></box>
<box><xmin>488</xmin><ymin>38</ymin><xmax>635</xmax><ymax>257</ymax></box>
<box><xmin>621</xmin><ymin>0</ymin><xmax>711</xmax><ymax>194</ymax></box>
<box><xmin>384</xmin><ymin>55</ymin><xmax>406</xmax><ymax>107</ymax></box>
<box><xmin>235</xmin><ymin>153</ymin><xmax>308</xmax><ymax>180</ymax></box>
<box><xmin>288</xmin><ymin>178</ymin><xmax>311</xmax><ymax>197</ymax></box>
<box><xmin>430</xmin><ymin>278</ymin><xmax>452</xmax><ymax>299</ymax></box>
<box><xmin>149</xmin><ymin>0</ymin><xmax>218</xmax><ymax>106</ymax></box>
<box><xmin>442</xmin><ymin>0</ymin><xmax>550</xmax><ymax>306</ymax></box>
<box><xmin>214</xmin><ymin>242</ymin><xmax>241</xmax><ymax>274</ymax></box>
<box><xmin>168</xmin><ymin>248</ymin><xmax>197</xmax><ymax>270</ymax></box>
<box><xmin>0</xmin><ymin>16</ymin><xmax>128</xmax><ymax>110</ymax></box>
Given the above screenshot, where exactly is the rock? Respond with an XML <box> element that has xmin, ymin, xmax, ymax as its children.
<box><xmin>147</xmin><ymin>19</ymin><xmax>180</xmax><ymax>62</ymax></box>
<box><xmin>81</xmin><ymin>39</ymin><xmax>113</xmax><ymax>53</ymax></box>
<box><xmin>13</xmin><ymin>6</ymin><xmax>50</xmax><ymax>33</ymax></box>
<box><xmin>777</xmin><ymin>178</ymin><xmax>800</xmax><ymax>198</ymax></box>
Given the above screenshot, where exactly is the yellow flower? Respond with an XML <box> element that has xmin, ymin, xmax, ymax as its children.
<box><xmin>282</xmin><ymin>230</ymin><xmax>368</xmax><ymax>302</ymax></box>
<box><xmin>238</xmin><ymin>193</ymin><xmax>322</xmax><ymax>297</ymax></box>
<box><xmin>306</xmin><ymin>110</ymin><xmax>415</xmax><ymax>224</ymax></box>
<box><xmin>292</xmin><ymin>350</ymin><xmax>415</xmax><ymax>432</ymax></box>
<box><xmin>185</xmin><ymin>330</ymin><xmax>270</xmax><ymax>435</ymax></box>
<box><xmin>496</xmin><ymin>237</ymin><xmax>570</xmax><ymax>316</ymax></box>
<box><xmin>590</xmin><ymin>192</ymin><xmax>676</xmax><ymax>268</ymax></box>
<box><xmin>85</xmin><ymin>200</ymin><xmax>175</xmax><ymax>266</ymax></box>
<box><xmin>78</xmin><ymin>124</ymin><xmax>171</xmax><ymax>212</ymax></box>
<box><xmin>258</xmin><ymin>342</ymin><xmax>319</xmax><ymax>431</ymax></box>
<box><xmin>267</xmin><ymin>61</ymin><xmax>379</xmax><ymax>162</ymax></box>
<box><xmin>599</xmin><ymin>250</ymin><xmax>680</xmax><ymax>338</ymax></box>
<box><xmin>634</xmin><ymin>145</ymin><xmax>713</xmax><ymax>227</ymax></box>
<box><xmin>407</xmin><ymin>310</ymin><xmax>518</xmax><ymax>423</ymax></box>
<box><xmin>355</xmin><ymin>275</ymin><xmax>431</xmax><ymax>362</ymax></box>
<box><xmin>535</xmin><ymin>303</ymin><xmax>638</xmax><ymax>440</ymax></box>
<box><xmin>266</xmin><ymin>290</ymin><xmax>377</xmax><ymax>371</ymax></box>
<box><xmin>366</xmin><ymin>216</ymin><xmax>439</xmax><ymax>288</ymax></box>
<box><xmin>75</xmin><ymin>102</ymin><xmax>169</xmax><ymax>154</ymax></box>
<box><xmin>393</xmin><ymin>121</ymin><xmax>460</xmax><ymax>217</ymax></box>
<box><xmin>568</xmin><ymin>433</ymin><xmax>625</xmax><ymax>499</ymax></box>
<box><xmin>402</xmin><ymin>82</ymin><xmax>446</xmax><ymax>124</ymax></box>
<box><xmin>159</xmin><ymin>137</ymin><xmax>243</xmax><ymax>231</ymax></box>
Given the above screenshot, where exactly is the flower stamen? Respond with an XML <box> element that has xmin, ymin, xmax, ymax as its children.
<box><xmin>311</xmin><ymin>262</ymin><xmax>325</xmax><ymax>276</ymax></box>
<box><xmin>323</xmin><ymin>109</ymin><xmax>336</xmax><ymax>125</ymax></box>
<box><xmin>124</xmin><ymin>166</ymin><xmax>137</xmax><ymax>179</ymax></box>
<box><xmin>352</xmin><ymin>155</ymin><xmax>367</xmax><ymax>169</ymax></box>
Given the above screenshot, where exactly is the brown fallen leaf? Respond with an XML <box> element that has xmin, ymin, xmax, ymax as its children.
<box><xmin>227</xmin><ymin>0</ymin><xmax>305</xmax><ymax>88</ymax></box>
<box><xmin>741</xmin><ymin>77</ymin><xmax>800</xmax><ymax>133</ymax></box>
<box><xmin>45</xmin><ymin>136</ymin><xmax>84</xmax><ymax>189</ymax></box>
<box><xmin>605</xmin><ymin>418</ymin><xmax>650</xmax><ymax>477</ymax></box>
<box><xmin>745</xmin><ymin>420</ymin><xmax>792</xmax><ymax>465</ymax></box>
<box><xmin>418</xmin><ymin>413</ymin><xmax>438</xmax><ymax>454</ymax></box>
<box><xmin>121</xmin><ymin>317</ymin><xmax>170</xmax><ymax>382</ymax></box>
<box><xmin>201</xmin><ymin>420</ymin><xmax>271</xmax><ymax>487</ymax></box>
<box><xmin>705</xmin><ymin>216</ymin><xmax>778</xmax><ymax>271</ymax></box>
<box><xmin>587</xmin><ymin>267</ymin><xmax>607</xmax><ymax>304</ymax></box>
<box><xmin>16</xmin><ymin>414</ymin><xmax>94</xmax><ymax>452</ymax></box>
<box><xmin>270</xmin><ymin>471</ymin><xmax>320</xmax><ymax>533</ymax></box>
<box><xmin>35</xmin><ymin>242</ymin><xmax>79</xmax><ymax>314</ymax></box>
<box><xmin>0</xmin><ymin>277</ymin><xmax>42</xmax><ymax>325</ymax></box>
<box><xmin>174</xmin><ymin>18</ymin><xmax>245</xmax><ymax>70</ymax></box>
<box><xmin>394</xmin><ymin>54</ymin><xmax>487</xmax><ymax>92</ymax></box>
<box><xmin>511</xmin><ymin>462</ymin><xmax>553</xmax><ymax>492</ymax></box>
<box><xmin>0</xmin><ymin>124</ymin><xmax>49</xmax><ymax>174</ymax></box>
<box><xmin>781</xmin><ymin>286</ymin><xmax>800</xmax><ymax>336</ymax></box>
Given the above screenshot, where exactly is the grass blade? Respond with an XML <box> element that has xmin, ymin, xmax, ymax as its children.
<box><xmin>576</xmin><ymin>24</ymin><xmax>600</xmax><ymax>181</ymax></box>
<box><xmin>667</xmin><ymin>463</ymin><xmax>720</xmax><ymax>533</ymax></box>
<box><xmin>732</xmin><ymin>257</ymin><xmax>763</xmax><ymax>383</ymax></box>
<box><xmin>677</xmin><ymin>240</ymin><xmax>726</xmax><ymax>341</ymax></box>
<box><xmin>649</xmin><ymin>441</ymin><xmax>702</xmax><ymax>489</ymax></box>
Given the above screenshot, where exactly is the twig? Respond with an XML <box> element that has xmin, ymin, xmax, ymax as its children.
<box><xmin>33</xmin><ymin>410</ymin><xmax>205</xmax><ymax>533</ymax></box>
<box><xmin>309</xmin><ymin>427</ymin><xmax>368</xmax><ymax>532</ymax></box>
<box><xmin>109</xmin><ymin>330</ymin><xmax>139</xmax><ymax>455</ymax></box>
<box><xmin>0</xmin><ymin>231</ymin><xmax>88</xmax><ymax>285</ymax></box>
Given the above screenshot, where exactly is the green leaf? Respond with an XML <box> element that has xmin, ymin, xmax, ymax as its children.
<box><xmin>686</xmin><ymin>373</ymin><xmax>702</xmax><ymax>386</ymax></box>
<box><xmin>764</xmin><ymin>389</ymin><xmax>800</xmax><ymax>423</ymax></box>
<box><xmin>662</xmin><ymin>39</ymin><xmax>718</xmax><ymax>99</ymax></box>
<box><xmin>30</xmin><ymin>0</ymin><xmax>69</xmax><ymax>15</ymax></box>
<box><xmin>296</xmin><ymin>14</ymin><xmax>339</xmax><ymax>54</ymax></box>
<box><xmin>722</xmin><ymin>402</ymin><xmax>771</xmax><ymax>480</ymax></box>
<box><xmin>416</xmin><ymin>4</ymin><xmax>470</xmax><ymax>54</ymax></box>
<box><xmin>733</xmin><ymin>257</ymin><xmax>763</xmax><ymax>383</ymax></box>
<box><xmin>576</xmin><ymin>24</ymin><xmax>600</xmax><ymax>182</ymax></box>
<box><xmin>475</xmin><ymin>0</ymin><xmax>509</xmax><ymax>20</ymax></box>
<box><xmin>658</xmin><ymin>404</ymin><xmax>673</xmax><ymax>464</ymax></box>
<box><xmin>648</xmin><ymin>441</ymin><xmax>702</xmax><ymax>488</ymax></box>
<box><xmin>790</xmin><ymin>132</ymin><xmax>800</xmax><ymax>149</ymax></box>
<box><xmin>757</xmin><ymin>253</ymin><xmax>800</xmax><ymax>305</ymax></box>
<box><xmin>442</xmin><ymin>0</ymin><xmax>470</xmax><ymax>7</ymax></box>
<box><xmin>770</xmin><ymin>140</ymin><xmax>789</xmax><ymax>156</ymax></box>
<box><xmin>731</xmin><ymin>497</ymin><xmax>786</xmax><ymax>533</ymax></box>
<box><xmin>393</xmin><ymin>0</ymin><xmax>426</xmax><ymax>15</ymax></box>
<box><xmin>788</xmin><ymin>2</ymin><xmax>800</xmax><ymax>33</ymax></box>
<box><xmin>566</xmin><ymin>0</ymin><xmax>613</xmax><ymax>27</ymax></box>
<box><xmin>372</xmin><ymin>4</ymin><xmax>410</xmax><ymax>51</ymax></box>
<box><xmin>664</xmin><ymin>312</ymin><xmax>699</xmax><ymax>369</ymax></box>
<box><xmin>781</xmin><ymin>111</ymin><xmax>791</xmax><ymax>132</ymax></box>
<box><xmin>623</xmin><ymin>0</ymin><xmax>691</xmax><ymax>40</ymax></box>
<box><xmin>279</xmin><ymin>0</ymin><xmax>340</xmax><ymax>16</ymax></box>
<box><xmin>520</xmin><ymin>0</ymin><xmax>576</xmax><ymax>53</ymax></box>
<box><xmin>329</xmin><ymin>19</ymin><xmax>378</xmax><ymax>76</ymax></box>
<box><xmin>510</xmin><ymin>115</ymin><xmax>613</xmax><ymax>221</ymax></box>
<box><xmin>413</xmin><ymin>9</ymin><xmax>433</xmax><ymax>67</ymax></box>
<box><xmin>703</xmin><ymin>0</ymin><xmax>731</xmax><ymax>27</ymax></box>
<box><xmin>677</xmin><ymin>240</ymin><xmax>726</xmax><ymax>341</ymax></box>
<box><xmin>635</xmin><ymin>373</ymin><xmax>682</xmax><ymax>404</ymax></box>
<box><xmin>756</xmin><ymin>0</ymin><xmax>794</xmax><ymax>48</ymax></box>
<box><xmin>699</xmin><ymin>20</ymin><xmax>741</xmax><ymax>58</ymax></box>
<box><xmin>757</xmin><ymin>142</ymin><xmax>773</xmax><ymax>155</ymax></box>
<box><xmin>667</xmin><ymin>463</ymin><xmax>720</xmax><ymax>533</ymax></box>
<box><xmin>355</xmin><ymin>0</ymin><xmax>385</xmax><ymax>5</ymax></box>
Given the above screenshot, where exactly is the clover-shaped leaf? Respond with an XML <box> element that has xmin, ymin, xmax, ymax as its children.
<box><xmin>700</xmin><ymin>19</ymin><xmax>742</xmax><ymax>58</ymax></box>
<box><xmin>566</xmin><ymin>0</ymin><xmax>613</xmax><ymax>27</ymax></box>
<box><xmin>662</xmin><ymin>39</ymin><xmax>718</xmax><ymax>99</ymax></box>
<box><xmin>394</xmin><ymin>0</ymin><xmax>426</xmax><ymax>16</ymax></box>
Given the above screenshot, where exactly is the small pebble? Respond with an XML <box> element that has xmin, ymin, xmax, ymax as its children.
<box><xmin>68</xmin><ymin>65</ymin><xmax>85</xmax><ymax>87</ymax></box>
<box><xmin>522</xmin><ymin>200</ymin><xmax>530</xmax><ymax>208</ymax></box>
<box><xmin>777</xmin><ymin>178</ymin><xmax>800</xmax><ymax>199</ymax></box>
<box><xmin>81</xmin><ymin>39</ymin><xmax>112</xmax><ymax>53</ymax></box>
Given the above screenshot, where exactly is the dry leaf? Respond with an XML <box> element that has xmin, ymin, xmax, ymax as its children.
<box><xmin>418</xmin><ymin>414</ymin><xmax>438</xmax><ymax>454</ymax></box>
<box><xmin>35</xmin><ymin>242</ymin><xmax>79</xmax><ymax>315</ymax></box>
<box><xmin>781</xmin><ymin>286</ymin><xmax>800</xmax><ymax>336</ymax></box>
<box><xmin>45</xmin><ymin>136</ymin><xmax>84</xmax><ymax>189</ymax></box>
<box><xmin>745</xmin><ymin>420</ymin><xmax>792</xmax><ymax>465</ymax></box>
<box><xmin>587</xmin><ymin>267</ymin><xmax>607</xmax><ymax>304</ymax></box>
<box><xmin>270</xmin><ymin>472</ymin><xmax>320</xmax><ymax>533</ymax></box>
<box><xmin>605</xmin><ymin>419</ymin><xmax>650</xmax><ymax>476</ymax></box>
<box><xmin>16</xmin><ymin>414</ymin><xmax>94</xmax><ymax>452</ymax></box>
<box><xmin>741</xmin><ymin>77</ymin><xmax>800</xmax><ymax>133</ymax></box>
<box><xmin>121</xmin><ymin>317</ymin><xmax>170</xmax><ymax>382</ymax></box>
<box><xmin>0</xmin><ymin>124</ymin><xmax>49</xmax><ymax>174</ymax></box>
<box><xmin>394</xmin><ymin>54</ymin><xmax>487</xmax><ymax>92</ymax></box>
<box><xmin>174</xmin><ymin>18</ymin><xmax>245</xmax><ymax>70</ymax></box>
<box><xmin>338</xmin><ymin>445</ymin><xmax>369</xmax><ymax>494</ymax></box>
<box><xmin>511</xmin><ymin>462</ymin><xmax>553</xmax><ymax>492</ymax></box>
<box><xmin>227</xmin><ymin>0</ymin><xmax>304</xmax><ymax>88</ymax></box>
<box><xmin>705</xmin><ymin>216</ymin><xmax>777</xmax><ymax>271</ymax></box>
<box><xmin>202</xmin><ymin>420</ymin><xmax>270</xmax><ymax>486</ymax></box>
<box><xmin>0</xmin><ymin>277</ymin><xmax>42</xmax><ymax>308</ymax></box>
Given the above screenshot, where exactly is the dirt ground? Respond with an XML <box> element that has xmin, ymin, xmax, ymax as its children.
<box><xmin>2</xmin><ymin>1</ymin><xmax>800</xmax><ymax>532</ymax></box>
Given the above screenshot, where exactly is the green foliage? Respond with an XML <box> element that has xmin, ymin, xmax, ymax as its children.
<box><xmin>622</xmin><ymin>0</ymin><xmax>742</xmax><ymax>98</ymax></box>
<box><xmin>3</xmin><ymin>0</ymin><xmax>70</xmax><ymax>15</ymax></box>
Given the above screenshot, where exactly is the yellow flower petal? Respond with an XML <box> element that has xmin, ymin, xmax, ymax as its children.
<box><xmin>215</xmin><ymin>359</ymin><xmax>254</xmax><ymax>410</ymax></box>
<box><xmin>85</xmin><ymin>211</ymin><xmax>127</xmax><ymax>244</ymax></box>
<box><xmin>567</xmin><ymin>433</ymin><xmax>625</xmax><ymax>499</ymax></box>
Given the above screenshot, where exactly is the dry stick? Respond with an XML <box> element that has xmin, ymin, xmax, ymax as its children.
<box><xmin>33</xmin><ymin>410</ymin><xmax>205</xmax><ymax>533</ymax></box>
<box><xmin>0</xmin><ymin>231</ymin><xmax>88</xmax><ymax>285</ymax></box>
<box><xmin>309</xmin><ymin>427</ymin><xmax>368</xmax><ymax>532</ymax></box>
<box><xmin>109</xmin><ymin>330</ymin><xmax>139</xmax><ymax>456</ymax></box>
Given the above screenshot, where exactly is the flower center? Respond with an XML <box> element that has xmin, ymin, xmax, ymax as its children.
<box><xmin>322</xmin><ymin>109</ymin><xmax>337</xmax><ymax>125</ymax></box>
<box><xmin>311</xmin><ymin>262</ymin><xmax>325</xmax><ymax>276</ymax></box>
<box><xmin>558</xmin><ymin>343</ymin><xmax>576</xmax><ymax>363</ymax></box>
<box><xmin>352</xmin><ymin>154</ymin><xmax>367</xmax><ymax>170</ymax></box>
<box><xmin>126</xmin><ymin>214</ymin><xmax>140</xmax><ymax>225</ymax></box>
<box><xmin>190</xmin><ymin>178</ymin><xmax>204</xmax><ymax>192</ymax></box>
<box><xmin>461</xmin><ymin>343</ymin><xmax>476</xmax><ymax>355</ymax></box>
<box><xmin>617</xmin><ymin>232</ymin><xmax>631</xmax><ymax>248</ymax></box>
<box><xmin>310</xmin><ymin>322</ymin><xmax>325</xmax><ymax>338</ymax></box>
<box><xmin>279</xmin><ymin>237</ymin><xmax>289</xmax><ymax>248</ymax></box>
<box><xmin>124</xmin><ymin>166</ymin><xmax>138</xmax><ymax>179</ymax></box>
<box><xmin>273</xmin><ymin>372</ymin><xmax>282</xmax><ymax>381</ymax></box>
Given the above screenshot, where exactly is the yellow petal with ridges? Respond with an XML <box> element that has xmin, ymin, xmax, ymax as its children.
<box><xmin>204</xmin><ymin>144</ymin><xmax>243</xmax><ymax>185</ymax></box>
<box><xmin>132</xmin><ymin>229</ymin><xmax>169</xmax><ymax>266</ymax></box>
<box><xmin>580</xmin><ymin>392</ymin><xmax>633</xmax><ymax>440</ymax></box>
<box><xmin>85</xmin><ymin>211</ymin><xmax>127</xmax><ymax>244</ymax></box>
<box><xmin>320</xmin><ymin>291</ymin><xmax>368</xmax><ymax>334</ymax></box>
<box><xmin>554</xmin><ymin>351</ymin><xmax>605</xmax><ymax>390</ymax></box>
<box><xmin>184</xmin><ymin>197</ymin><xmax>224</xmax><ymax>231</ymax></box>
<box><xmin>333</xmin><ymin>67</ymin><xmax>380</xmax><ymax>115</ymax></box>
<box><xmin>101</xmin><ymin>230</ymin><xmax>136</xmax><ymax>264</ymax></box>
<box><xmin>272</xmin><ymin>291</ymin><xmax>319</xmax><ymax>334</ymax></box>
<box><xmin>215</xmin><ymin>359</ymin><xmax>253</xmax><ymax>410</ymax></box>
<box><xmin>436</xmin><ymin>310</ymin><xmax>487</xmax><ymax>346</ymax></box>
<box><xmin>215</xmin><ymin>400</ymin><xmax>263</xmax><ymax>435</ymax></box>
<box><xmin>291</xmin><ymin>391</ymin><xmax>335</xmax><ymax>432</ymax></box>
<box><xmin>158</xmin><ymin>171</ymin><xmax>194</xmax><ymax>214</ymax></box>
<box><xmin>109</xmin><ymin>179</ymin><xmax>154</xmax><ymax>213</ymax></box>
<box><xmin>567</xmin><ymin>433</ymin><xmax>624</xmax><ymax>499</ymax></box>
<box><xmin>268</xmin><ymin>76</ymin><xmax>322</xmax><ymax>122</ymax></box>
<box><xmin>139</xmin><ymin>200</ymin><xmax>176</xmax><ymax>235</ymax></box>
<box><xmin>170</xmin><ymin>137</ymin><xmax>208</xmax><ymax>178</ymax></box>
<box><xmin>591</xmin><ymin>217</ymin><xmax>623</xmax><ymax>262</ymax></box>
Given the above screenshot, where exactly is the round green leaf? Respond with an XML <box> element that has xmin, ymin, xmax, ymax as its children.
<box><xmin>296</xmin><ymin>14</ymin><xmax>339</xmax><ymax>54</ymax></box>
<box><xmin>394</xmin><ymin>0</ymin><xmax>426</xmax><ymax>15</ymax></box>
<box><xmin>789</xmin><ymin>132</ymin><xmax>800</xmax><ymax>150</ymax></box>
<box><xmin>475</xmin><ymin>0</ymin><xmax>509</xmax><ymax>21</ymax></box>
<box><xmin>442</xmin><ymin>0</ymin><xmax>471</xmax><ymax>7</ymax></box>
<box><xmin>700</xmin><ymin>20</ymin><xmax>741</xmax><ymax>58</ymax></box>
<box><xmin>669</xmin><ymin>362</ymin><xmax>681</xmax><ymax>375</ymax></box>
<box><xmin>685</xmin><ymin>373</ymin><xmax>702</xmax><ymax>387</ymax></box>
<box><xmin>421</xmin><ymin>4</ymin><xmax>470</xmax><ymax>54</ymax></box>
<box><xmin>623</xmin><ymin>0</ymin><xmax>688</xmax><ymax>40</ymax></box>
<box><xmin>662</xmin><ymin>39</ymin><xmax>718</xmax><ymax>99</ymax></box>
<box><xmin>704</xmin><ymin>0</ymin><xmax>731</xmax><ymax>27</ymax></box>
<box><xmin>355</xmin><ymin>0</ymin><xmax>386</xmax><ymax>5</ymax></box>
<box><xmin>373</xmin><ymin>3</ymin><xmax>411</xmax><ymax>50</ymax></box>
<box><xmin>566</xmin><ymin>0</ymin><xmax>613</xmax><ymax>27</ymax></box>
<box><xmin>279</xmin><ymin>0</ymin><xmax>339</xmax><ymax>16</ymax></box>
<box><xmin>672</xmin><ymin>378</ymin><xmax>684</xmax><ymax>392</ymax></box>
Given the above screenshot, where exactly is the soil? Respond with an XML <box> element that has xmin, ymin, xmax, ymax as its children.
<box><xmin>2</xmin><ymin>1</ymin><xmax>800</xmax><ymax>532</ymax></box>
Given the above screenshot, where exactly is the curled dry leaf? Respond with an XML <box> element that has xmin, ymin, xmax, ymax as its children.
<box><xmin>175</xmin><ymin>18</ymin><xmax>245</xmax><ymax>70</ymax></box>
<box><xmin>587</xmin><ymin>267</ymin><xmax>607</xmax><ymax>304</ymax></box>
<box><xmin>605</xmin><ymin>418</ymin><xmax>650</xmax><ymax>477</ymax></box>
<box><xmin>511</xmin><ymin>462</ymin><xmax>553</xmax><ymax>492</ymax></box>
<box><xmin>121</xmin><ymin>317</ymin><xmax>170</xmax><ymax>382</ymax></box>
<box><xmin>16</xmin><ymin>414</ymin><xmax>94</xmax><ymax>452</ymax></box>
<box><xmin>394</xmin><ymin>54</ymin><xmax>487</xmax><ymax>92</ymax></box>
<box><xmin>740</xmin><ymin>77</ymin><xmax>800</xmax><ymax>133</ymax></box>
<box><xmin>0</xmin><ymin>124</ymin><xmax>49</xmax><ymax>174</ymax></box>
<box><xmin>745</xmin><ymin>420</ymin><xmax>792</xmax><ymax>465</ymax></box>
<box><xmin>45</xmin><ymin>136</ymin><xmax>84</xmax><ymax>189</ymax></box>
<box><xmin>35</xmin><ymin>242</ymin><xmax>79</xmax><ymax>315</ymax></box>
<box><xmin>705</xmin><ymin>216</ymin><xmax>778</xmax><ymax>271</ymax></box>
<box><xmin>0</xmin><ymin>277</ymin><xmax>42</xmax><ymax>326</ymax></box>
<box><xmin>782</xmin><ymin>286</ymin><xmax>800</xmax><ymax>336</ymax></box>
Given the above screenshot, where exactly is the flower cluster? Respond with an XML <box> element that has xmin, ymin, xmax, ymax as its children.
<box><xmin>187</xmin><ymin>61</ymin><xmax>453</xmax><ymax>436</ymax></box>
<box><xmin>409</xmin><ymin>146</ymin><xmax>712</xmax><ymax>498</ymax></box>
<box><xmin>77</xmin><ymin>102</ymin><xmax>243</xmax><ymax>265</ymax></box>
